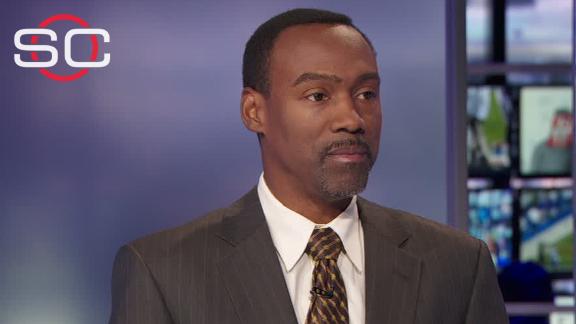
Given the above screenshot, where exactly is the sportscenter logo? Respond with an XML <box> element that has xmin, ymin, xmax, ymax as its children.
<box><xmin>14</xmin><ymin>14</ymin><xmax>110</xmax><ymax>82</ymax></box>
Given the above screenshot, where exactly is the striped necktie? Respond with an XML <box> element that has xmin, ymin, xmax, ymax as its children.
<box><xmin>305</xmin><ymin>227</ymin><xmax>349</xmax><ymax>324</ymax></box>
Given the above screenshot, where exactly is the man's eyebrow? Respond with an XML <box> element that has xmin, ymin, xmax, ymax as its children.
<box><xmin>291</xmin><ymin>72</ymin><xmax>381</xmax><ymax>87</ymax></box>
<box><xmin>355</xmin><ymin>72</ymin><xmax>380</xmax><ymax>85</ymax></box>
<box><xmin>292</xmin><ymin>73</ymin><xmax>343</xmax><ymax>87</ymax></box>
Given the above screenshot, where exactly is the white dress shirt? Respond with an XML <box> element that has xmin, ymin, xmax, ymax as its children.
<box><xmin>257</xmin><ymin>173</ymin><xmax>365</xmax><ymax>324</ymax></box>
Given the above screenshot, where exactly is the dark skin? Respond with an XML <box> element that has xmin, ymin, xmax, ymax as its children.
<box><xmin>241</xmin><ymin>23</ymin><xmax>382</xmax><ymax>224</ymax></box>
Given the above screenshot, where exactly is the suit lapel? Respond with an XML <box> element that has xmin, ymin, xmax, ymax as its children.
<box><xmin>214</xmin><ymin>188</ymin><xmax>422</xmax><ymax>324</ymax></box>
<box><xmin>358</xmin><ymin>198</ymin><xmax>422</xmax><ymax>324</ymax></box>
<box><xmin>216</xmin><ymin>187</ymin><xmax>298</xmax><ymax>324</ymax></box>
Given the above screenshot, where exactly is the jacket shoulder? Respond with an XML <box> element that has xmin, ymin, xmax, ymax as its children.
<box><xmin>120</xmin><ymin>187</ymin><xmax>260</xmax><ymax>266</ymax></box>
<box><xmin>358</xmin><ymin>197</ymin><xmax>482</xmax><ymax>257</ymax></box>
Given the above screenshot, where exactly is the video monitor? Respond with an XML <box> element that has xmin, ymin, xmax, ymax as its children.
<box><xmin>467</xmin><ymin>87</ymin><xmax>512</xmax><ymax>177</ymax></box>
<box><xmin>519</xmin><ymin>188</ymin><xmax>573</xmax><ymax>274</ymax></box>
<box><xmin>468</xmin><ymin>189</ymin><xmax>513</xmax><ymax>270</ymax></box>
<box><xmin>520</xmin><ymin>86</ymin><xmax>572</xmax><ymax>177</ymax></box>
<box><xmin>507</xmin><ymin>0</ymin><xmax>572</xmax><ymax>64</ymax></box>
<box><xmin>466</xmin><ymin>0</ymin><xmax>492</xmax><ymax>62</ymax></box>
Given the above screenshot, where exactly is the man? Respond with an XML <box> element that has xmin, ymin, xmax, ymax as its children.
<box><xmin>530</xmin><ymin>109</ymin><xmax>572</xmax><ymax>175</ymax></box>
<box><xmin>109</xmin><ymin>8</ymin><xmax>508</xmax><ymax>324</ymax></box>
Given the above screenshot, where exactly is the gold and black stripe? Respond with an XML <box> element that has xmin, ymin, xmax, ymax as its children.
<box><xmin>305</xmin><ymin>227</ymin><xmax>349</xmax><ymax>324</ymax></box>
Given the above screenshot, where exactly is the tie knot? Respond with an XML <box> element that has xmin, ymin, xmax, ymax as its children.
<box><xmin>305</xmin><ymin>227</ymin><xmax>344</xmax><ymax>260</ymax></box>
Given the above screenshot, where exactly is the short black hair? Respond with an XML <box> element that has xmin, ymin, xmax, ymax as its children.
<box><xmin>242</xmin><ymin>8</ymin><xmax>375</xmax><ymax>96</ymax></box>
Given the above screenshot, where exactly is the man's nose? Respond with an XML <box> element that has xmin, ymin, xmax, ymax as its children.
<box><xmin>330</xmin><ymin>95</ymin><xmax>366</xmax><ymax>134</ymax></box>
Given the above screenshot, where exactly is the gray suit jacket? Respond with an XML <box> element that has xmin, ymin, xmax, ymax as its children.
<box><xmin>109</xmin><ymin>187</ymin><xmax>508</xmax><ymax>324</ymax></box>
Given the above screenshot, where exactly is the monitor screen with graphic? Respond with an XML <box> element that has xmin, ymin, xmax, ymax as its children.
<box><xmin>467</xmin><ymin>86</ymin><xmax>512</xmax><ymax>177</ymax></box>
<box><xmin>520</xmin><ymin>86</ymin><xmax>572</xmax><ymax>177</ymax></box>
<box><xmin>507</xmin><ymin>0</ymin><xmax>572</xmax><ymax>63</ymax></box>
<box><xmin>468</xmin><ymin>189</ymin><xmax>514</xmax><ymax>270</ymax></box>
<box><xmin>519</xmin><ymin>188</ymin><xmax>573</xmax><ymax>274</ymax></box>
<box><xmin>467</xmin><ymin>0</ymin><xmax>492</xmax><ymax>62</ymax></box>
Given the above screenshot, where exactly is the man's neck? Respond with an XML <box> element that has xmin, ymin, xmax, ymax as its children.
<box><xmin>263</xmin><ymin>172</ymin><xmax>352</xmax><ymax>224</ymax></box>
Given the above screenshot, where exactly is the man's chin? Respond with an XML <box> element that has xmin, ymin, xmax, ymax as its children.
<box><xmin>318</xmin><ymin>168</ymin><xmax>370</xmax><ymax>201</ymax></box>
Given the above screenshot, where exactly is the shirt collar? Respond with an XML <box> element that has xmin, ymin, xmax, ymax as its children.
<box><xmin>257</xmin><ymin>173</ymin><xmax>363</xmax><ymax>273</ymax></box>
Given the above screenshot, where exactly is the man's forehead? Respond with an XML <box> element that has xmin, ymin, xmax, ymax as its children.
<box><xmin>269</xmin><ymin>23</ymin><xmax>377</xmax><ymax>82</ymax></box>
<box><xmin>273</xmin><ymin>23</ymin><xmax>369</xmax><ymax>51</ymax></box>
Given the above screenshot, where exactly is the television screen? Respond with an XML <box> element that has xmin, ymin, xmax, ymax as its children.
<box><xmin>467</xmin><ymin>86</ymin><xmax>512</xmax><ymax>176</ymax></box>
<box><xmin>468</xmin><ymin>189</ymin><xmax>514</xmax><ymax>270</ymax></box>
<box><xmin>519</xmin><ymin>188</ymin><xmax>573</xmax><ymax>274</ymax></box>
<box><xmin>507</xmin><ymin>0</ymin><xmax>572</xmax><ymax>63</ymax></box>
<box><xmin>467</xmin><ymin>0</ymin><xmax>492</xmax><ymax>62</ymax></box>
<box><xmin>520</xmin><ymin>87</ymin><xmax>572</xmax><ymax>176</ymax></box>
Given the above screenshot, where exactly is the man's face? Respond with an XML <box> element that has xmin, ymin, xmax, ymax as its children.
<box><xmin>261</xmin><ymin>23</ymin><xmax>382</xmax><ymax>201</ymax></box>
<box><xmin>549</xmin><ymin>113</ymin><xmax>573</xmax><ymax>147</ymax></box>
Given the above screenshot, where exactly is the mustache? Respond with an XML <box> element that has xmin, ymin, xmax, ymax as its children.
<box><xmin>320</xmin><ymin>138</ymin><xmax>374</xmax><ymax>162</ymax></box>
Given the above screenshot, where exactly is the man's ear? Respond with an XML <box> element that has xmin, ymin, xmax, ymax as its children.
<box><xmin>240</xmin><ymin>87</ymin><xmax>267</xmax><ymax>135</ymax></box>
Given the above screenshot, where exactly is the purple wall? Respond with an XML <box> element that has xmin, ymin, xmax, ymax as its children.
<box><xmin>0</xmin><ymin>0</ymin><xmax>447</xmax><ymax>323</ymax></box>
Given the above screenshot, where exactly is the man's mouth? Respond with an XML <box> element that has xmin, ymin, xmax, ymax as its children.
<box><xmin>326</xmin><ymin>146</ymin><xmax>369</xmax><ymax>163</ymax></box>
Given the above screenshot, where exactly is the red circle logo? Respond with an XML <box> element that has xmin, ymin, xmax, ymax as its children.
<box><xmin>30</xmin><ymin>14</ymin><xmax>100</xmax><ymax>82</ymax></box>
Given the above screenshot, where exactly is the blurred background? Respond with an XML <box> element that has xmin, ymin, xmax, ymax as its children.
<box><xmin>0</xmin><ymin>0</ymin><xmax>573</xmax><ymax>323</ymax></box>
<box><xmin>466</xmin><ymin>0</ymin><xmax>574</xmax><ymax>322</ymax></box>
<box><xmin>0</xmin><ymin>1</ymin><xmax>448</xmax><ymax>323</ymax></box>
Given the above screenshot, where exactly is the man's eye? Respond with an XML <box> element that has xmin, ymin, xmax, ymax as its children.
<box><xmin>306</xmin><ymin>92</ymin><xmax>329</xmax><ymax>102</ymax></box>
<box><xmin>357</xmin><ymin>91</ymin><xmax>377</xmax><ymax>100</ymax></box>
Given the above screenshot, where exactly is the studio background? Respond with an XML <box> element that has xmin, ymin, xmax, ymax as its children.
<box><xmin>0</xmin><ymin>1</ymin><xmax>448</xmax><ymax>323</ymax></box>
